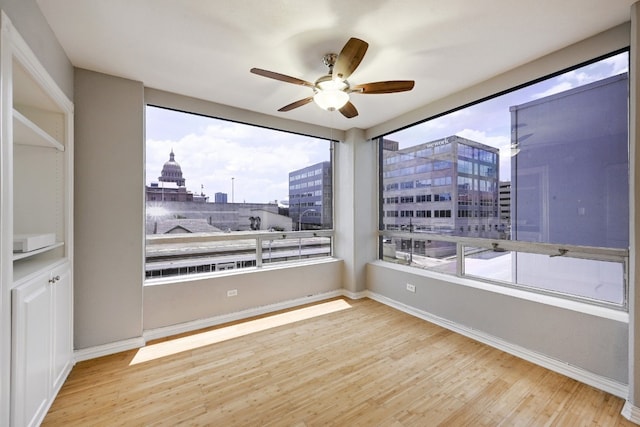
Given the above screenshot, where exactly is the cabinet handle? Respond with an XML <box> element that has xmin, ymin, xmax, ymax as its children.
<box><xmin>48</xmin><ymin>275</ymin><xmax>60</xmax><ymax>284</ymax></box>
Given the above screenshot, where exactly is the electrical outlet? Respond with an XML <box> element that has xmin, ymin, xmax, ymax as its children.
<box><xmin>406</xmin><ymin>283</ymin><xmax>416</xmax><ymax>293</ymax></box>
<box><xmin>227</xmin><ymin>289</ymin><xmax>238</xmax><ymax>297</ymax></box>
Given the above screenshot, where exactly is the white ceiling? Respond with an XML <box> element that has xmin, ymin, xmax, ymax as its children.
<box><xmin>37</xmin><ymin>0</ymin><xmax>634</xmax><ymax>131</ymax></box>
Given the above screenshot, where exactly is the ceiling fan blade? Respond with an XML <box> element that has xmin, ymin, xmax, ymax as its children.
<box><xmin>339</xmin><ymin>101</ymin><xmax>358</xmax><ymax>119</ymax></box>
<box><xmin>278</xmin><ymin>96</ymin><xmax>314</xmax><ymax>112</ymax></box>
<box><xmin>250</xmin><ymin>68</ymin><xmax>314</xmax><ymax>88</ymax></box>
<box><xmin>333</xmin><ymin>38</ymin><xmax>369</xmax><ymax>80</ymax></box>
<box><xmin>352</xmin><ymin>80</ymin><xmax>415</xmax><ymax>94</ymax></box>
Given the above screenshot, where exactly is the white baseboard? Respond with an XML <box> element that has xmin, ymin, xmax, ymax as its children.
<box><xmin>341</xmin><ymin>289</ymin><xmax>368</xmax><ymax>300</ymax></box>
<box><xmin>74</xmin><ymin>336</ymin><xmax>146</xmax><ymax>362</ymax></box>
<box><xmin>622</xmin><ymin>401</ymin><xmax>640</xmax><ymax>423</ymax></box>
<box><xmin>75</xmin><ymin>290</ymin><xmax>349</xmax><ymax>362</ymax></box>
<box><xmin>366</xmin><ymin>291</ymin><xmax>629</xmax><ymax>399</ymax></box>
<box><xmin>143</xmin><ymin>289</ymin><xmax>345</xmax><ymax>342</ymax></box>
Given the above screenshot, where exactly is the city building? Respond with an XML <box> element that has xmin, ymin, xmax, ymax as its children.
<box><xmin>145</xmin><ymin>150</ymin><xmax>293</xmax><ymax>233</ymax></box>
<box><xmin>288</xmin><ymin>161</ymin><xmax>332</xmax><ymax>230</ymax></box>
<box><xmin>146</xmin><ymin>200</ymin><xmax>292</xmax><ymax>234</ymax></box>
<box><xmin>214</xmin><ymin>192</ymin><xmax>228</xmax><ymax>203</ymax></box>
<box><xmin>146</xmin><ymin>149</ymin><xmax>198</xmax><ymax>202</ymax></box>
<box><xmin>508</xmin><ymin>73</ymin><xmax>629</xmax><ymax>302</ymax></box>
<box><xmin>158</xmin><ymin>148</ymin><xmax>185</xmax><ymax>186</ymax></box>
<box><xmin>498</xmin><ymin>181</ymin><xmax>511</xmax><ymax>238</ymax></box>
<box><xmin>146</xmin><ymin>181</ymin><xmax>193</xmax><ymax>202</ymax></box>
<box><xmin>382</xmin><ymin>135</ymin><xmax>501</xmax><ymax>242</ymax></box>
<box><xmin>510</xmin><ymin>73</ymin><xmax>629</xmax><ymax>248</ymax></box>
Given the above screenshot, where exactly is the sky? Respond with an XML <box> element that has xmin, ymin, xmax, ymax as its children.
<box><xmin>146</xmin><ymin>110</ymin><xmax>330</xmax><ymax>204</ymax></box>
<box><xmin>386</xmin><ymin>51</ymin><xmax>629</xmax><ymax>180</ymax></box>
<box><xmin>146</xmin><ymin>52</ymin><xmax>628</xmax><ymax>203</ymax></box>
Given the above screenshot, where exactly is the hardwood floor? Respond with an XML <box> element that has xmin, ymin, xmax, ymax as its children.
<box><xmin>43</xmin><ymin>298</ymin><xmax>635</xmax><ymax>426</ymax></box>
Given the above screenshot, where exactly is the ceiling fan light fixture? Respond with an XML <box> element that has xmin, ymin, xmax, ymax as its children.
<box><xmin>313</xmin><ymin>89</ymin><xmax>349</xmax><ymax>111</ymax></box>
<box><xmin>313</xmin><ymin>75</ymin><xmax>349</xmax><ymax>111</ymax></box>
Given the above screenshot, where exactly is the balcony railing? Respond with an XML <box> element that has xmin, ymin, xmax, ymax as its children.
<box><xmin>379</xmin><ymin>230</ymin><xmax>629</xmax><ymax>309</ymax></box>
<box><xmin>145</xmin><ymin>230</ymin><xmax>334</xmax><ymax>280</ymax></box>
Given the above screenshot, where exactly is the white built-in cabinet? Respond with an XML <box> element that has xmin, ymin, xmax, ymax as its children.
<box><xmin>0</xmin><ymin>11</ymin><xmax>74</xmax><ymax>427</ymax></box>
<box><xmin>11</xmin><ymin>262</ymin><xmax>72</xmax><ymax>427</ymax></box>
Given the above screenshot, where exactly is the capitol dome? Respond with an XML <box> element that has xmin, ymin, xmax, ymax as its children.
<box><xmin>158</xmin><ymin>149</ymin><xmax>186</xmax><ymax>186</ymax></box>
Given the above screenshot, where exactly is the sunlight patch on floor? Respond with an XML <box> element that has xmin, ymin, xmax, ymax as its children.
<box><xmin>130</xmin><ymin>298</ymin><xmax>352</xmax><ymax>365</ymax></box>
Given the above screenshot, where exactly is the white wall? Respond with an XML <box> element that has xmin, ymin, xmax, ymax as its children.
<box><xmin>334</xmin><ymin>128</ymin><xmax>378</xmax><ymax>293</ymax></box>
<box><xmin>144</xmin><ymin>259</ymin><xmax>343</xmax><ymax>331</ymax></box>
<box><xmin>74</xmin><ymin>69</ymin><xmax>145</xmax><ymax>349</ymax></box>
<box><xmin>367</xmin><ymin>262</ymin><xmax>628</xmax><ymax>384</ymax></box>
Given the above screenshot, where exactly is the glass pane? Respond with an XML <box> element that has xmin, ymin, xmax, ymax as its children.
<box><xmin>145</xmin><ymin>235</ymin><xmax>258</xmax><ymax>279</ymax></box>
<box><xmin>382</xmin><ymin>52</ymin><xmax>628</xmax><ymax>247</ymax></box>
<box><xmin>145</xmin><ymin>107</ymin><xmax>333</xmax><ymax>280</ymax></box>
<box><xmin>380</xmin><ymin>51</ymin><xmax>629</xmax><ymax>305</ymax></box>
<box><xmin>261</xmin><ymin>236</ymin><xmax>331</xmax><ymax>265</ymax></box>
<box><xmin>464</xmin><ymin>248</ymin><xmax>625</xmax><ymax>305</ymax></box>
<box><xmin>382</xmin><ymin>237</ymin><xmax>457</xmax><ymax>274</ymax></box>
<box><xmin>512</xmin><ymin>74</ymin><xmax>628</xmax><ymax>248</ymax></box>
<box><xmin>463</xmin><ymin>246</ymin><xmax>513</xmax><ymax>283</ymax></box>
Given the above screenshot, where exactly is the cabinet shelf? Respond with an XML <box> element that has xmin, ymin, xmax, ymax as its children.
<box><xmin>13</xmin><ymin>108</ymin><xmax>64</xmax><ymax>151</ymax></box>
<box><xmin>13</xmin><ymin>241</ymin><xmax>64</xmax><ymax>261</ymax></box>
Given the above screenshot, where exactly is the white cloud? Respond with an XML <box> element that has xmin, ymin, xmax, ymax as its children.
<box><xmin>529</xmin><ymin>51</ymin><xmax>628</xmax><ymax>101</ymax></box>
<box><xmin>603</xmin><ymin>53</ymin><xmax>629</xmax><ymax>75</ymax></box>
<box><xmin>531</xmin><ymin>81</ymin><xmax>574</xmax><ymax>100</ymax></box>
<box><xmin>146</xmin><ymin>120</ymin><xmax>328</xmax><ymax>203</ymax></box>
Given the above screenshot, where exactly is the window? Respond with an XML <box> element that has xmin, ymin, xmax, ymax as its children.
<box><xmin>386</xmin><ymin>183</ymin><xmax>399</xmax><ymax>191</ymax></box>
<box><xmin>379</xmin><ymin>51</ymin><xmax>629</xmax><ymax>308</ymax></box>
<box><xmin>145</xmin><ymin>106</ymin><xmax>334</xmax><ymax>280</ymax></box>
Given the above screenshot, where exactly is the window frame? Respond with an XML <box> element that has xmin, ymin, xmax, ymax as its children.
<box><xmin>377</xmin><ymin>48</ymin><xmax>631</xmax><ymax>310</ymax></box>
<box><xmin>144</xmin><ymin>105</ymin><xmax>337</xmax><ymax>282</ymax></box>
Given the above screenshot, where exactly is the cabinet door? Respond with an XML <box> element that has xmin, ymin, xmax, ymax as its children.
<box><xmin>51</xmin><ymin>265</ymin><xmax>72</xmax><ymax>393</ymax></box>
<box><xmin>11</xmin><ymin>274</ymin><xmax>52</xmax><ymax>427</ymax></box>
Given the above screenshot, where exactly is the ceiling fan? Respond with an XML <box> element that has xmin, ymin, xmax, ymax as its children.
<box><xmin>250</xmin><ymin>37</ymin><xmax>415</xmax><ymax>119</ymax></box>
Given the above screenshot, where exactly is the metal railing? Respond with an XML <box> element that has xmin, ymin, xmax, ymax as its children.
<box><xmin>145</xmin><ymin>230</ymin><xmax>334</xmax><ymax>279</ymax></box>
<box><xmin>379</xmin><ymin>230</ymin><xmax>629</xmax><ymax>309</ymax></box>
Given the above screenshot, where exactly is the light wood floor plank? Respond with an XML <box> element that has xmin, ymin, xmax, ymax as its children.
<box><xmin>43</xmin><ymin>298</ymin><xmax>635</xmax><ymax>426</ymax></box>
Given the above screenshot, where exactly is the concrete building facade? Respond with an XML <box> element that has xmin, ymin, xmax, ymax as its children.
<box><xmin>510</xmin><ymin>73</ymin><xmax>629</xmax><ymax>249</ymax></box>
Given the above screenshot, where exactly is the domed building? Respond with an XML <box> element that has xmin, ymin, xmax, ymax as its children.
<box><xmin>158</xmin><ymin>149</ymin><xmax>185</xmax><ymax>186</ymax></box>
<box><xmin>146</xmin><ymin>149</ymin><xmax>198</xmax><ymax>202</ymax></box>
